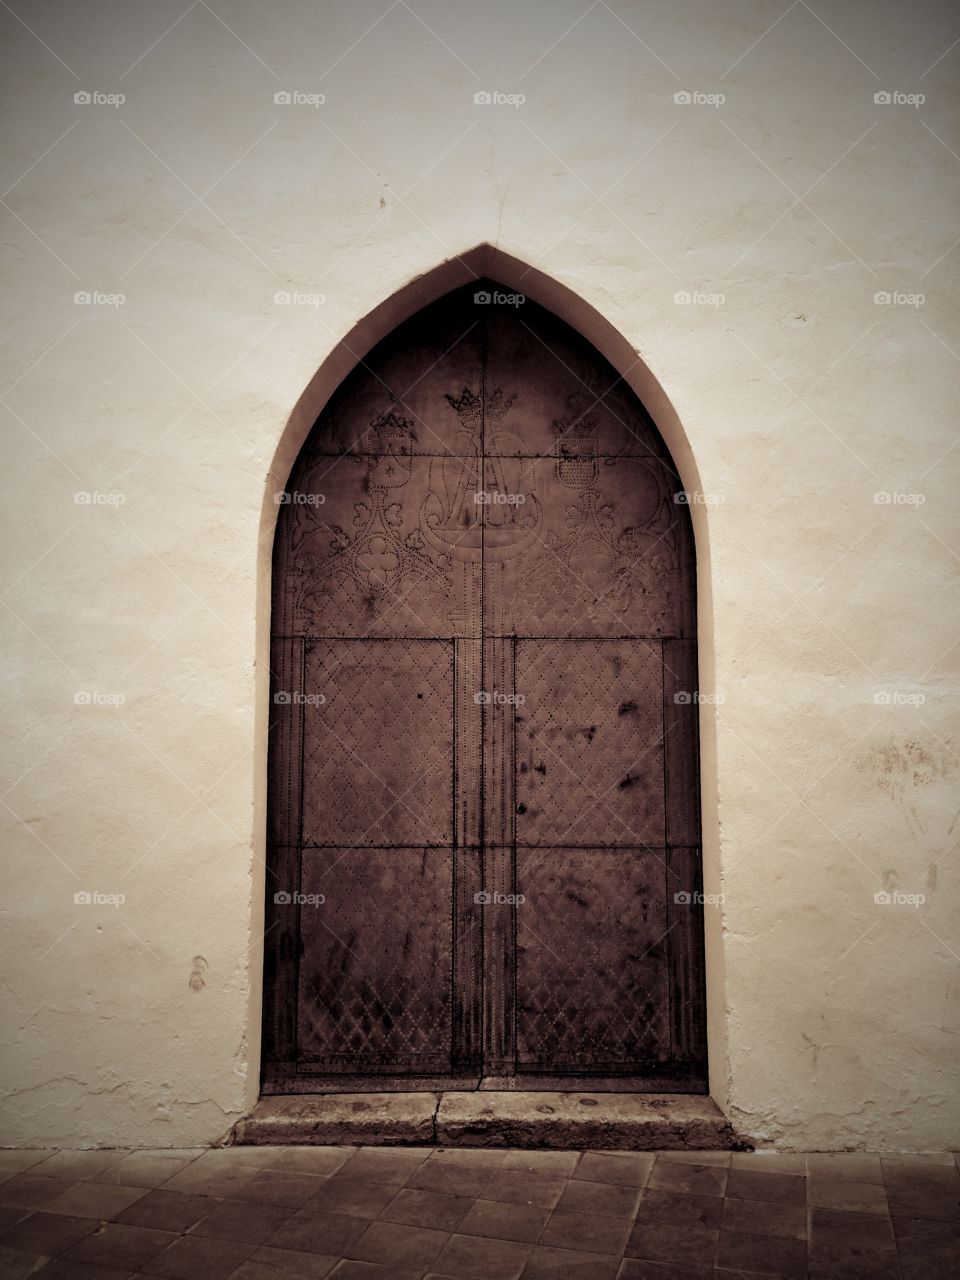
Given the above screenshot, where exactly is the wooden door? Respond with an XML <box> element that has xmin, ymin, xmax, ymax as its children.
<box><xmin>263</xmin><ymin>281</ymin><xmax>706</xmax><ymax>1092</ymax></box>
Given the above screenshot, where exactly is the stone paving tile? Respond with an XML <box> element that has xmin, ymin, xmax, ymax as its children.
<box><xmin>328</xmin><ymin>1261</ymin><xmax>423</xmax><ymax>1279</ymax></box>
<box><xmin>115</xmin><ymin>1188</ymin><xmax>215</xmax><ymax>1232</ymax></box>
<box><xmin>810</xmin><ymin>1206</ymin><xmax>897</xmax><ymax>1253</ymax></box>
<box><xmin>432</xmin><ymin>1230</ymin><xmax>532</xmax><ymax>1279</ymax></box>
<box><xmin>807</xmin><ymin>1175</ymin><xmax>889</xmax><ymax>1214</ymax></box>
<box><xmin>406</xmin><ymin>1157</ymin><xmax>495</xmax><ymax>1198</ymax></box>
<box><xmin>61</xmin><ymin>1221</ymin><xmax>176</xmax><ymax>1270</ymax></box>
<box><xmin>806</xmin><ymin>1154</ymin><xmax>884</xmax><ymax>1185</ymax></box>
<box><xmin>646</xmin><ymin>1162</ymin><xmax>727</xmax><ymax>1198</ymax></box>
<box><xmin>227</xmin><ymin>1244</ymin><xmax>339</xmax><ymax>1278</ymax></box>
<box><xmin>263</xmin><ymin>1146</ymin><xmax>355</xmax><ymax>1177</ymax></box>
<box><xmin>573</xmin><ymin>1153</ymin><xmax>654</xmax><ymax>1188</ymax></box>
<box><xmin>140</xmin><ymin>1231</ymin><xmax>256</xmax><ymax>1278</ymax></box>
<box><xmin>720</xmin><ymin>1195</ymin><xmax>807</xmax><ymax>1239</ymax></box>
<box><xmin>29</xmin><ymin>1258</ymin><xmax>133</xmax><ymax>1280</ymax></box>
<box><xmin>0</xmin><ymin>1210</ymin><xmax>97</xmax><ymax>1256</ymax></box>
<box><xmin>457</xmin><ymin>1197</ymin><xmax>551</xmax><ymax>1243</ymax></box>
<box><xmin>379</xmin><ymin>1186</ymin><xmax>473</xmax><ymax>1232</ymax></box>
<box><xmin>335</xmin><ymin>1151</ymin><xmax>430</xmax><ymax>1189</ymax></box>
<box><xmin>634</xmin><ymin>1189</ymin><xmax>723</xmax><ymax>1230</ymax></box>
<box><xmin>307</xmin><ymin>1177</ymin><xmax>397</xmax><ymax>1220</ymax></box>
<box><xmin>349</xmin><ymin>1219</ymin><xmax>450</xmax><ymax>1269</ymax></box>
<box><xmin>521</xmin><ymin>1242</ymin><xmax>621</xmax><ymax>1278</ymax></box>
<box><xmin>539</xmin><ymin>1206</ymin><xmax>633</xmax><ymax>1254</ymax></box>
<box><xmin>0</xmin><ymin>1176</ymin><xmax>79</xmax><ymax>1212</ymax></box>
<box><xmin>44</xmin><ymin>1181</ymin><xmax>149</xmax><ymax>1219</ymax></box>
<box><xmin>29</xmin><ymin>1151</ymin><xmax>131</xmax><ymax>1183</ymax></box>
<box><xmin>97</xmin><ymin>1152</ymin><xmax>203</xmax><ymax>1188</ymax></box>
<box><xmin>0</xmin><ymin>1153</ymin><xmax>54</xmax><ymax>1178</ymax></box>
<box><xmin>553</xmin><ymin>1177</ymin><xmax>642</xmax><ymax>1219</ymax></box>
<box><xmin>268</xmin><ymin>1208</ymin><xmax>369</xmax><ymax>1257</ymax></box>
<box><xmin>2</xmin><ymin>1145</ymin><xmax>959</xmax><ymax>1278</ymax></box>
<box><xmin>481</xmin><ymin>1168</ymin><xmax>568</xmax><ymax>1209</ymax></box>
<box><xmin>625</xmin><ymin>1219</ymin><xmax>719</xmax><ymax>1267</ymax></box>
<box><xmin>502</xmin><ymin>1151</ymin><xmax>581</xmax><ymax>1178</ymax></box>
<box><xmin>724</xmin><ymin>1169</ymin><xmax>805</xmax><ymax>1206</ymax></box>
<box><xmin>189</xmin><ymin>1196</ymin><xmax>293</xmax><ymax>1244</ymax></box>
<box><xmin>715</xmin><ymin>1226</ymin><xmax>807</xmax><ymax>1275</ymax></box>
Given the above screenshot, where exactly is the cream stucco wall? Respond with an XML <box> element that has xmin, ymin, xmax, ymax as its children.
<box><xmin>2</xmin><ymin>0</ymin><xmax>958</xmax><ymax>1150</ymax></box>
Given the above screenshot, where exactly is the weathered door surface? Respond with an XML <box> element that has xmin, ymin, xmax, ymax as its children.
<box><xmin>263</xmin><ymin>281</ymin><xmax>706</xmax><ymax>1092</ymax></box>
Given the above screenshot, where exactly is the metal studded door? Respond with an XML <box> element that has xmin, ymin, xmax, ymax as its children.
<box><xmin>263</xmin><ymin>281</ymin><xmax>707</xmax><ymax>1092</ymax></box>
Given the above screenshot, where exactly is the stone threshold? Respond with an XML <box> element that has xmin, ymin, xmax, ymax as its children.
<box><xmin>232</xmin><ymin>1091</ymin><xmax>744</xmax><ymax>1150</ymax></box>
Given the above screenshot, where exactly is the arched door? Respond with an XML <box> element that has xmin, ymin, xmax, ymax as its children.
<box><xmin>263</xmin><ymin>281</ymin><xmax>706</xmax><ymax>1092</ymax></box>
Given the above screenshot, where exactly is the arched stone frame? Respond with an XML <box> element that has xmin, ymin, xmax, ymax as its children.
<box><xmin>246</xmin><ymin>244</ymin><xmax>727</xmax><ymax>1109</ymax></box>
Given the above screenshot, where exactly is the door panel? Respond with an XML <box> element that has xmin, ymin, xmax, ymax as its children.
<box><xmin>264</xmin><ymin>281</ymin><xmax>706</xmax><ymax>1089</ymax></box>
<box><xmin>515</xmin><ymin>847</ymin><xmax>670</xmax><ymax>1071</ymax></box>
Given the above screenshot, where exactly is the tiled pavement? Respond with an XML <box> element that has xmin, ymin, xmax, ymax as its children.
<box><xmin>0</xmin><ymin>1146</ymin><xmax>957</xmax><ymax>1279</ymax></box>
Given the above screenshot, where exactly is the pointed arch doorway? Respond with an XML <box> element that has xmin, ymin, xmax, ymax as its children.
<box><xmin>263</xmin><ymin>279</ymin><xmax>707</xmax><ymax>1093</ymax></box>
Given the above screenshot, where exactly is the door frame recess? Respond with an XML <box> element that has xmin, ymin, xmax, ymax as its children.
<box><xmin>249</xmin><ymin>244</ymin><xmax>728</xmax><ymax>1116</ymax></box>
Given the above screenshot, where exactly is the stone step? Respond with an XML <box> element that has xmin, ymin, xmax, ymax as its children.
<box><xmin>233</xmin><ymin>1092</ymin><xmax>743</xmax><ymax>1150</ymax></box>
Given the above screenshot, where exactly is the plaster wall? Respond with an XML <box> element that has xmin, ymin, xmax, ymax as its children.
<box><xmin>1</xmin><ymin>0</ymin><xmax>958</xmax><ymax>1149</ymax></box>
